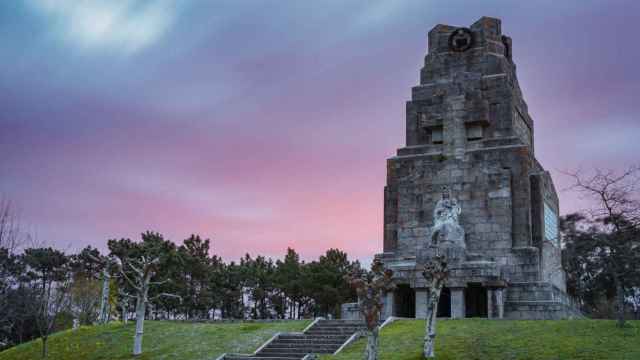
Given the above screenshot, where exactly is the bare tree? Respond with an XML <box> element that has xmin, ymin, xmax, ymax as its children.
<box><xmin>69</xmin><ymin>276</ymin><xmax>101</xmax><ymax>325</ymax></box>
<box><xmin>36</xmin><ymin>280</ymin><xmax>71</xmax><ymax>359</ymax></box>
<box><xmin>114</xmin><ymin>255</ymin><xmax>180</xmax><ymax>356</ymax></box>
<box><xmin>23</xmin><ymin>248</ymin><xmax>72</xmax><ymax>359</ymax></box>
<box><xmin>0</xmin><ymin>197</ymin><xmax>22</xmax><ymax>253</ymax></box>
<box><xmin>422</xmin><ymin>255</ymin><xmax>449</xmax><ymax>358</ymax></box>
<box><xmin>565</xmin><ymin>166</ymin><xmax>640</xmax><ymax>327</ymax></box>
<box><xmin>347</xmin><ymin>259</ymin><xmax>394</xmax><ymax>360</ymax></box>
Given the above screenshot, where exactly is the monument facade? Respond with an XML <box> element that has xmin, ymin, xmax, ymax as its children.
<box><xmin>345</xmin><ymin>17</ymin><xmax>581</xmax><ymax>320</ymax></box>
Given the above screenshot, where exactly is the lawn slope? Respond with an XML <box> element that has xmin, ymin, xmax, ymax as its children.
<box><xmin>0</xmin><ymin>320</ymin><xmax>310</xmax><ymax>360</ymax></box>
<box><xmin>323</xmin><ymin>319</ymin><xmax>640</xmax><ymax>360</ymax></box>
<box><xmin>3</xmin><ymin>319</ymin><xmax>639</xmax><ymax>360</ymax></box>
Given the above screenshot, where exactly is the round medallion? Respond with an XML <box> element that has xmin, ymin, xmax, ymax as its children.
<box><xmin>448</xmin><ymin>28</ymin><xmax>473</xmax><ymax>52</ymax></box>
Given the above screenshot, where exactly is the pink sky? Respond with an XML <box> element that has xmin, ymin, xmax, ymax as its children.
<box><xmin>1</xmin><ymin>1</ymin><xmax>638</xmax><ymax>262</ymax></box>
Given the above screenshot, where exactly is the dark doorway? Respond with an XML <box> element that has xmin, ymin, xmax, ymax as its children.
<box><xmin>394</xmin><ymin>284</ymin><xmax>415</xmax><ymax>318</ymax></box>
<box><xmin>437</xmin><ymin>287</ymin><xmax>451</xmax><ymax>318</ymax></box>
<box><xmin>465</xmin><ymin>283</ymin><xmax>488</xmax><ymax>318</ymax></box>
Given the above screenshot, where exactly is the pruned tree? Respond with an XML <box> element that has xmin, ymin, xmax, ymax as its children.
<box><xmin>71</xmin><ymin>246</ymin><xmax>113</xmax><ymax>325</ymax></box>
<box><xmin>109</xmin><ymin>232</ymin><xmax>181</xmax><ymax>356</ymax></box>
<box><xmin>87</xmin><ymin>254</ymin><xmax>115</xmax><ymax>325</ymax></box>
<box><xmin>422</xmin><ymin>254</ymin><xmax>449</xmax><ymax>358</ymax></box>
<box><xmin>347</xmin><ymin>259</ymin><xmax>394</xmax><ymax>360</ymax></box>
<box><xmin>117</xmin><ymin>288</ymin><xmax>135</xmax><ymax>324</ymax></box>
<box><xmin>565</xmin><ymin>166</ymin><xmax>640</xmax><ymax>327</ymax></box>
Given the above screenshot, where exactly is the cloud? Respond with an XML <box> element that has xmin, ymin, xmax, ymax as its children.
<box><xmin>349</xmin><ymin>1</ymin><xmax>407</xmax><ymax>35</ymax></box>
<box><xmin>27</xmin><ymin>0</ymin><xmax>178</xmax><ymax>55</ymax></box>
<box><xmin>570</xmin><ymin>118</ymin><xmax>640</xmax><ymax>162</ymax></box>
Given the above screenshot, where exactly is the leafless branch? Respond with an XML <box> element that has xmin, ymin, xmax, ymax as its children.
<box><xmin>149</xmin><ymin>293</ymin><xmax>182</xmax><ymax>303</ymax></box>
<box><xmin>562</xmin><ymin>166</ymin><xmax>640</xmax><ymax>230</ymax></box>
<box><xmin>149</xmin><ymin>278</ymin><xmax>171</xmax><ymax>286</ymax></box>
<box><xmin>114</xmin><ymin>257</ymin><xmax>142</xmax><ymax>292</ymax></box>
<box><xmin>0</xmin><ymin>197</ymin><xmax>23</xmax><ymax>253</ymax></box>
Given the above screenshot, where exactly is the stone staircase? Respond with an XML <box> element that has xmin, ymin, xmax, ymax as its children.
<box><xmin>222</xmin><ymin>319</ymin><xmax>366</xmax><ymax>360</ymax></box>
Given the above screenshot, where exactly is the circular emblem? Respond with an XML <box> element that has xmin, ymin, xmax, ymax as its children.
<box><xmin>448</xmin><ymin>28</ymin><xmax>473</xmax><ymax>52</ymax></box>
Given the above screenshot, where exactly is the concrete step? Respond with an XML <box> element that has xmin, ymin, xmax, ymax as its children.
<box><xmin>260</xmin><ymin>345</ymin><xmax>340</xmax><ymax>354</ymax></box>
<box><xmin>313</xmin><ymin>324</ymin><xmax>364</xmax><ymax>328</ymax></box>
<box><xmin>260</xmin><ymin>348</ymin><xmax>336</xmax><ymax>355</ymax></box>
<box><xmin>225</xmin><ymin>356</ymin><xmax>300</xmax><ymax>360</ymax></box>
<box><xmin>223</xmin><ymin>319</ymin><xmax>365</xmax><ymax>360</ymax></box>
<box><xmin>265</xmin><ymin>342</ymin><xmax>342</xmax><ymax>350</ymax></box>
<box><xmin>279</xmin><ymin>334</ymin><xmax>348</xmax><ymax>340</ymax></box>
<box><xmin>304</xmin><ymin>331</ymin><xmax>356</xmax><ymax>336</ymax></box>
<box><xmin>305</xmin><ymin>327</ymin><xmax>366</xmax><ymax>334</ymax></box>
<box><xmin>270</xmin><ymin>339</ymin><xmax>345</xmax><ymax>346</ymax></box>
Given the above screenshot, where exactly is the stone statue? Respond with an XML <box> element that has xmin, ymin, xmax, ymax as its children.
<box><xmin>430</xmin><ymin>186</ymin><xmax>465</xmax><ymax>248</ymax></box>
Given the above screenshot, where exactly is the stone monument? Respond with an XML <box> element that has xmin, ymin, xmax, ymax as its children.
<box><xmin>342</xmin><ymin>16</ymin><xmax>581</xmax><ymax>320</ymax></box>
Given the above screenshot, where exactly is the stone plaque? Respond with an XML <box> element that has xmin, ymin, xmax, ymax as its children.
<box><xmin>544</xmin><ymin>202</ymin><xmax>559</xmax><ymax>245</ymax></box>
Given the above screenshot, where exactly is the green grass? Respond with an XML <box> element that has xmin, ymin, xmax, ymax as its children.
<box><xmin>3</xmin><ymin>319</ymin><xmax>638</xmax><ymax>360</ymax></box>
<box><xmin>0</xmin><ymin>320</ymin><xmax>310</xmax><ymax>360</ymax></box>
<box><xmin>323</xmin><ymin>319</ymin><xmax>640</xmax><ymax>360</ymax></box>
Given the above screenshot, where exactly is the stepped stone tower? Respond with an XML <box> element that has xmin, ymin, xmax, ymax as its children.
<box><xmin>368</xmin><ymin>17</ymin><xmax>579</xmax><ymax>320</ymax></box>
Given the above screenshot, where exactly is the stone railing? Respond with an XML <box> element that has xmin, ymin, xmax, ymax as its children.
<box><xmin>340</xmin><ymin>302</ymin><xmax>361</xmax><ymax>320</ymax></box>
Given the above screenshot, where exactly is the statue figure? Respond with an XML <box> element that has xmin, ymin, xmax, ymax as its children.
<box><xmin>430</xmin><ymin>186</ymin><xmax>465</xmax><ymax>248</ymax></box>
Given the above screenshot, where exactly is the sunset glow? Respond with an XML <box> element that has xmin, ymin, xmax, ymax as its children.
<box><xmin>1</xmin><ymin>1</ymin><xmax>638</xmax><ymax>262</ymax></box>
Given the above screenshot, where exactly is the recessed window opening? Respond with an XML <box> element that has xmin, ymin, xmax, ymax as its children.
<box><xmin>430</xmin><ymin>126</ymin><xmax>443</xmax><ymax>144</ymax></box>
<box><xmin>466</xmin><ymin>123</ymin><xmax>484</xmax><ymax>141</ymax></box>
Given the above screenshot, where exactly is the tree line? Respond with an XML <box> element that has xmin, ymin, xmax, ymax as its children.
<box><xmin>0</xmin><ymin>212</ymin><xmax>359</xmax><ymax>355</ymax></box>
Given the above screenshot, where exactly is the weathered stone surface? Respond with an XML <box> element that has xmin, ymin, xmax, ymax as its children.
<box><xmin>375</xmin><ymin>16</ymin><xmax>579</xmax><ymax>320</ymax></box>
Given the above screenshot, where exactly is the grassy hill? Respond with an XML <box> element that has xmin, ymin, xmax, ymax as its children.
<box><xmin>0</xmin><ymin>320</ymin><xmax>310</xmax><ymax>360</ymax></box>
<box><xmin>323</xmin><ymin>319</ymin><xmax>640</xmax><ymax>360</ymax></box>
<box><xmin>1</xmin><ymin>319</ymin><xmax>639</xmax><ymax>360</ymax></box>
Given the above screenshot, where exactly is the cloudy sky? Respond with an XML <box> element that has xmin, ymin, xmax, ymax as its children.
<box><xmin>1</xmin><ymin>0</ymin><xmax>638</xmax><ymax>262</ymax></box>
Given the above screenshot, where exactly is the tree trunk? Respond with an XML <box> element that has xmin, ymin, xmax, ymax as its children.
<box><xmin>364</xmin><ymin>327</ymin><xmax>379</xmax><ymax>360</ymax></box>
<box><xmin>41</xmin><ymin>336</ymin><xmax>48</xmax><ymax>359</ymax></box>
<box><xmin>614</xmin><ymin>275</ymin><xmax>625</xmax><ymax>328</ymax></box>
<box><xmin>424</xmin><ymin>289</ymin><xmax>442</xmax><ymax>358</ymax></box>
<box><xmin>133</xmin><ymin>295</ymin><xmax>146</xmax><ymax>356</ymax></box>
<box><xmin>98</xmin><ymin>271</ymin><xmax>110</xmax><ymax>324</ymax></box>
<box><xmin>122</xmin><ymin>301</ymin><xmax>128</xmax><ymax>324</ymax></box>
